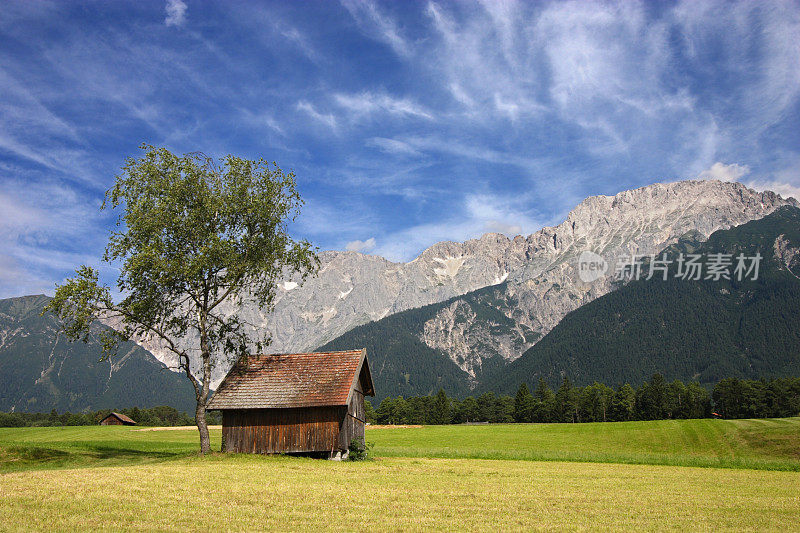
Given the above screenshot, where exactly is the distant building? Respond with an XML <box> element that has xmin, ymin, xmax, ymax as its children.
<box><xmin>99</xmin><ymin>412</ymin><xmax>137</xmax><ymax>426</ymax></box>
<box><xmin>208</xmin><ymin>349</ymin><xmax>374</xmax><ymax>458</ymax></box>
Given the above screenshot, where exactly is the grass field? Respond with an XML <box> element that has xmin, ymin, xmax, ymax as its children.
<box><xmin>1</xmin><ymin>418</ymin><xmax>799</xmax><ymax>531</ymax></box>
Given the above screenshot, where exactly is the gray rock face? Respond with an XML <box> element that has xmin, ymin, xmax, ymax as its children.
<box><xmin>420</xmin><ymin>180</ymin><xmax>796</xmax><ymax>377</ymax></box>
<box><xmin>128</xmin><ymin>180</ymin><xmax>797</xmax><ymax>386</ymax></box>
<box><xmin>774</xmin><ymin>234</ymin><xmax>800</xmax><ymax>277</ymax></box>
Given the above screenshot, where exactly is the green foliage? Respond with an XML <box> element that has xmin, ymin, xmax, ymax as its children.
<box><xmin>429</xmin><ymin>389</ymin><xmax>452</xmax><ymax>425</ymax></box>
<box><xmin>347</xmin><ymin>437</ymin><xmax>373</xmax><ymax>461</ymax></box>
<box><xmin>513</xmin><ymin>383</ymin><xmax>535</xmax><ymax>423</ymax></box>
<box><xmin>374</xmin><ymin>373</ymin><xmax>785</xmax><ymax>424</ymax></box>
<box><xmin>713</xmin><ymin>377</ymin><xmax>800</xmax><ymax>419</ymax></box>
<box><xmin>47</xmin><ymin>145</ymin><xmax>318</xmax><ymax>371</ymax></box>
<box><xmin>364</xmin><ymin>399</ymin><xmax>377</xmax><ymax>424</ymax></box>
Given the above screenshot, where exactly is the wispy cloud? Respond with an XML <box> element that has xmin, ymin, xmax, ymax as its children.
<box><xmin>0</xmin><ymin>1</ymin><xmax>799</xmax><ymax>296</ymax></box>
<box><xmin>334</xmin><ymin>92</ymin><xmax>432</xmax><ymax>120</ymax></box>
<box><xmin>296</xmin><ymin>101</ymin><xmax>337</xmax><ymax>131</ymax></box>
<box><xmin>397</xmin><ymin>135</ymin><xmax>546</xmax><ymax>172</ymax></box>
<box><xmin>374</xmin><ymin>191</ymin><xmax>547</xmax><ymax>262</ymax></box>
<box><xmin>0</xmin><ymin>177</ymin><xmax>109</xmax><ymax>297</ymax></box>
<box><xmin>279</xmin><ymin>26</ymin><xmax>321</xmax><ymax>63</ymax></box>
<box><xmin>340</xmin><ymin>0</ymin><xmax>411</xmax><ymax>57</ymax></box>
<box><xmin>367</xmin><ymin>137</ymin><xmax>421</xmax><ymax>157</ymax></box>
<box><xmin>698</xmin><ymin>162</ymin><xmax>751</xmax><ymax>183</ymax></box>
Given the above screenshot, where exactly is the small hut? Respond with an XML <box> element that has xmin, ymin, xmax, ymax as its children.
<box><xmin>208</xmin><ymin>349</ymin><xmax>374</xmax><ymax>458</ymax></box>
<box><xmin>99</xmin><ymin>412</ymin><xmax>137</xmax><ymax>426</ymax></box>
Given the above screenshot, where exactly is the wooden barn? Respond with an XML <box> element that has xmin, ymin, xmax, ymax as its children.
<box><xmin>207</xmin><ymin>349</ymin><xmax>374</xmax><ymax>458</ymax></box>
<box><xmin>99</xmin><ymin>412</ymin><xmax>137</xmax><ymax>426</ymax></box>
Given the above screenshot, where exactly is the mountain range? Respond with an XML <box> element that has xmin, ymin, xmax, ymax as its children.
<box><xmin>1</xmin><ymin>179</ymin><xmax>798</xmax><ymax>411</ymax></box>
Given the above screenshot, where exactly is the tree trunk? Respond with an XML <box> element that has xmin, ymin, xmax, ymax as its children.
<box><xmin>197</xmin><ymin>305</ymin><xmax>212</xmax><ymax>455</ymax></box>
<box><xmin>196</xmin><ymin>402</ymin><xmax>211</xmax><ymax>455</ymax></box>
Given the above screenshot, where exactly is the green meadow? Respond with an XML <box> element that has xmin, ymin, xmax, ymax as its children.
<box><xmin>1</xmin><ymin>418</ymin><xmax>799</xmax><ymax>531</ymax></box>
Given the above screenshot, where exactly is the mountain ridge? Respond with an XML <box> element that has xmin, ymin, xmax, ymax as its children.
<box><xmin>0</xmin><ymin>295</ymin><xmax>196</xmax><ymax>413</ymax></box>
<box><xmin>478</xmin><ymin>205</ymin><xmax>800</xmax><ymax>394</ymax></box>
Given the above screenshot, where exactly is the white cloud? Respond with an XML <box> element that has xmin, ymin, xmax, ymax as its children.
<box><xmin>698</xmin><ymin>162</ymin><xmax>751</xmax><ymax>182</ymax></box>
<box><xmin>165</xmin><ymin>0</ymin><xmax>188</xmax><ymax>27</ymax></box>
<box><xmin>293</xmin><ymin>197</ymin><xmax>380</xmax><ymax>243</ymax></box>
<box><xmin>484</xmin><ymin>220</ymin><xmax>522</xmax><ymax>235</ymax></box>
<box><xmin>398</xmin><ymin>135</ymin><xmax>546</xmax><ymax>172</ymax></box>
<box><xmin>696</xmin><ymin>161</ymin><xmax>800</xmax><ymax>201</ymax></box>
<box><xmin>345</xmin><ymin>237</ymin><xmax>376</xmax><ymax>253</ymax></box>
<box><xmin>296</xmin><ymin>100</ymin><xmax>337</xmax><ymax>130</ymax></box>
<box><xmin>750</xmin><ymin>180</ymin><xmax>800</xmax><ymax>201</ymax></box>
<box><xmin>424</xmin><ymin>1</ymin><xmax>546</xmax><ymax>122</ymax></box>
<box><xmin>673</xmin><ymin>0</ymin><xmax>800</xmax><ymax>133</ymax></box>
<box><xmin>237</xmin><ymin>108</ymin><xmax>284</xmax><ymax>135</ymax></box>
<box><xmin>0</xmin><ymin>67</ymin><xmax>101</xmax><ymax>183</ymax></box>
<box><xmin>279</xmin><ymin>26</ymin><xmax>320</xmax><ymax>63</ymax></box>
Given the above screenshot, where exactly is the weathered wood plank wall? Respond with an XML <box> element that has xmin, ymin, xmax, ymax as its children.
<box><xmin>222</xmin><ymin>407</ymin><xmax>343</xmax><ymax>454</ymax></box>
<box><xmin>339</xmin><ymin>382</ymin><xmax>366</xmax><ymax>449</ymax></box>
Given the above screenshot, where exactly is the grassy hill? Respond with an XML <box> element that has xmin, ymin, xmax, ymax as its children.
<box><xmin>0</xmin><ymin>420</ymin><xmax>798</xmax><ymax>530</ymax></box>
<box><xmin>0</xmin><ymin>295</ymin><xmax>196</xmax><ymax>413</ymax></box>
<box><xmin>2</xmin><ymin>417</ymin><xmax>799</xmax><ymax>473</ymax></box>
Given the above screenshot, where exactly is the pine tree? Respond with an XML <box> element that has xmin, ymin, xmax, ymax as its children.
<box><xmin>514</xmin><ymin>383</ymin><xmax>535</xmax><ymax>422</ymax></box>
<box><xmin>430</xmin><ymin>389</ymin><xmax>452</xmax><ymax>425</ymax></box>
<box><xmin>533</xmin><ymin>378</ymin><xmax>556</xmax><ymax>422</ymax></box>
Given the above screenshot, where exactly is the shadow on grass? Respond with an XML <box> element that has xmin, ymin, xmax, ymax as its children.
<box><xmin>5</xmin><ymin>445</ymin><xmax>70</xmax><ymax>461</ymax></box>
<box><xmin>83</xmin><ymin>445</ymin><xmax>185</xmax><ymax>461</ymax></box>
<box><xmin>1</xmin><ymin>444</ymin><xmax>192</xmax><ymax>474</ymax></box>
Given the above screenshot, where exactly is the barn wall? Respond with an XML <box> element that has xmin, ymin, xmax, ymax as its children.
<box><xmin>101</xmin><ymin>417</ymin><xmax>122</xmax><ymax>426</ymax></box>
<box><xmin>339</xmin><ymin>381</ymin><xmax>366</xmax><ymax>450</ymax></box>
<box><xmin>222</xmin><ymin>407</ymin><xmax>345</xmax><ymax>454</ymax></box>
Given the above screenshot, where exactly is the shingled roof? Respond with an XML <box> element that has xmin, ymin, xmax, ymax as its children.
<box><xmin>207</xmin><ymin>349</ymin><xmax>374</xmax><ymax>410</ymax></box>
<box><xmin>100</xmin><ymin>412</ymin><xmax>137</xmax><ymax>425</ymax></box>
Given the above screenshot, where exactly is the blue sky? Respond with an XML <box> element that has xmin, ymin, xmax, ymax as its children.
<box><xmin>1</xmin><ymin>0</ymin><xmax>799</xmax><ymax>298</ymax></box>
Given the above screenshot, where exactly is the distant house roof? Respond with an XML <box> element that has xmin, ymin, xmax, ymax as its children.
<box><xmin>100</xmin><ymin>412</ymin><xmax>137</xmax><ymax>425</ymax></box>
<box><xmin>207</xmin><ymin>349</ymin><xmax>374</xmax><ymax>410</ymax></box>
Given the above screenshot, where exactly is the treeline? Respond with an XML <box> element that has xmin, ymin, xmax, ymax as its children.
<box><xmin>0</xmin><ymin>406</ymin><xmax>220</xmax><ymax>428</ymax></box>
<box><xmin>713</xmin><ymin>377</ymin><xmax>800</xmax><ymax>419</ymax></box>
<box><xmin>373</xmin><ymin>375</ymin><xmax>800</xmax><ymax>425</ymax></box>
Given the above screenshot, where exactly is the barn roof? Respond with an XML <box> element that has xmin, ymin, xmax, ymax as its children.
<box><xmin>101</xmin><ymin>412</ymin><xmax>137</xmax><ymax>425</ymax></box>
<box><xmin>207</xmin><ymin>349</ymin><xmax>374</xmax><ymax>410</ymax></box>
